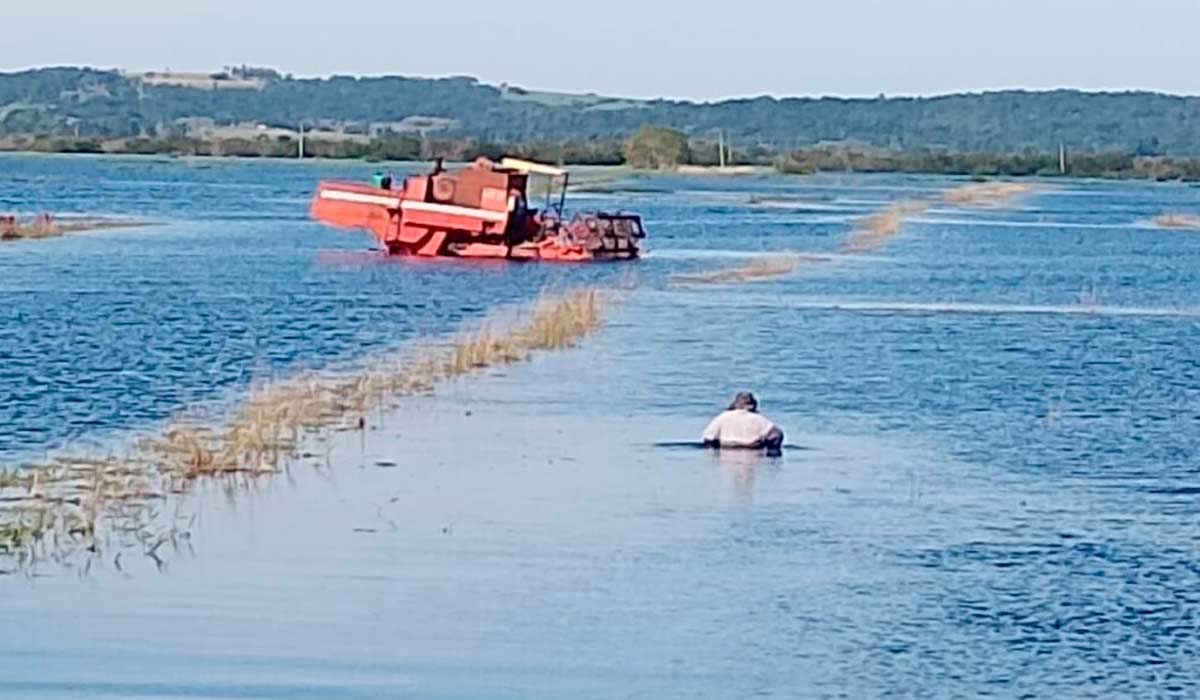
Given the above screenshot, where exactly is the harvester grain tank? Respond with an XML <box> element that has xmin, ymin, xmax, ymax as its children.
<box><xmin>310</xmin><ymin>157</ymin><xmax>645</xmax><ymax>260</ymax></box>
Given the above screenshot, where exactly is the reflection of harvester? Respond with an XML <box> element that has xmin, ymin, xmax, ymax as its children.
<box><xmin>310</xmin><ymin>157</ymin><xmax>645</xmax><ymax>261</ymax></box>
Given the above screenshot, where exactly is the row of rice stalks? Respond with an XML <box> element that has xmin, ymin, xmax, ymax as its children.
<box><xmin>679</xmin><ymin>179</ymin><xmax>1036</xmax><ymax>284</ymax></box>
<box><xmin>841</xmin><ymin>200</ymin><xmax>932</xmax><ymax>254</ymax></box>
<box><xmin>942</xmin><ymin>181</ymin><xmax>1034</xmax><ymax>207</ymax></box>
<box><xmin>1</xmin><ymin>214</ymin><xmax>149</xmax><ymax>242</ymax></box>
<box><xmin>1</xmin><ymin>289</ymin><xmax>607</xmax><ymax>572</ymax></box>
<box><xmin>0</xmin><ymin>456</ymin><xmax>165</xmax><ymax>571</ymax></box>
<box><xmin>0</xmin><ymin>213</ymin><xmax>59</xmax><ymax>240</ymax></box>
<box><xmin>1152</xmin><ymin>213</ymin><xmax>1200</xmax><ymax>230</ymax></box>
<box><xmin>143</xmin><ymin>289</ymin><xmax>602</xmax><ymax>479</ymax></box>
<box><xmin>843</xmin><ymin>181</ymin><xmax>1035</xmax><ymax>254</ymax></box>
<box><xmin>670</xmin><ymin>254</ymin><xmax>807</xmax><ymax>285</ymax></box>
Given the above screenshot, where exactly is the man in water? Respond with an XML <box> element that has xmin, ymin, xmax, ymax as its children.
<box><xmin>702</xmin><ymin>392</ymin><xmax>784</xmax><ymax>453</ymax></box>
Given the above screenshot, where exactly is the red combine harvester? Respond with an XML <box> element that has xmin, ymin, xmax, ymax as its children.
<box><xmin>310</xmin><ymin>157</ymin><xmax>645</xmax><ymax>261</ymax></box>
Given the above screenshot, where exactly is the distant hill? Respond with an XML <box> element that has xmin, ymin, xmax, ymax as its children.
<box><xmin>2</xmin><ymin>67</ymin><xmax>1199</xmax><ymax>154</ymax></box>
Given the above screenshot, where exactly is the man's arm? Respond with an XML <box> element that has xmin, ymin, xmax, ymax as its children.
<box><xmin>748</xmin><ymin>415</ymin><xmax>784</xmax><ymax>450</ymax></box>
<box><xmin>702</xmin><ymin>414</ymin><xmax>723</xmax><ymax>448</ymax></box>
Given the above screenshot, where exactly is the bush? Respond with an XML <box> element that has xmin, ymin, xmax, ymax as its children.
<box><xmin>624</xmin><ymin>126</ymin><xmax>690</xmax><ymax>170</ymax></box>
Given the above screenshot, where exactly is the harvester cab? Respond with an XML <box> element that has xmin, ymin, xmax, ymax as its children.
<box><xmin>310</xmin><ymin>157</ymin><xmax>644</xmax><ymax>261</ymax></box>
<box><xmin>499</xmin><ymin>157</ymin><xmax>569</xmax><ymax>222</ymax></box>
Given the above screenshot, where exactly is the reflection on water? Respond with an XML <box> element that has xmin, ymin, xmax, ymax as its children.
<box><xmin>3</xmin><ymin>155</ymin><xmax>1200</xmax><ymax>697</ymax></box>
<box><xmin>711</xmin><ymin>449</ymin><xmax>783</xmax><ymax>506</ymax></box>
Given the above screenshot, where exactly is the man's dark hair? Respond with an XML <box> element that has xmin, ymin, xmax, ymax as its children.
<box><xmin>729</xmin><ymin>391</ymin><xmax>758</xmax><ymax>411</ymax></box>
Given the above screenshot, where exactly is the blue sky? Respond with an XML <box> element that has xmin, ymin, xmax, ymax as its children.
<box><xmin>4</xmin><ymin>0</ymin><xmax>1197</xmax><ymax>100</ymax></box>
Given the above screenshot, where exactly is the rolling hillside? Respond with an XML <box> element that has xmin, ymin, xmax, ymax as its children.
<box><xmin>2</xmin><ymin>67</ymin><xmax>1199</xmax><ymax>154</ymax></box>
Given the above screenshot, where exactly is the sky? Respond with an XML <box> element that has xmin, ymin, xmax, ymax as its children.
<box><xmin>3</xmin><ymin>0</ymin><xmax>1198</xmax><ymax>100</ymax></box>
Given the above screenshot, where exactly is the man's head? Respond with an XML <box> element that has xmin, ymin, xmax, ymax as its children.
<box><xmin>729</xmin><ymin>391</ymin><xmax>758</xmax><ymax>412</ymax></box>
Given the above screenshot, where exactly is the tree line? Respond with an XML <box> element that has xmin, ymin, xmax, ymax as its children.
<box><xmin>5</xmin><ymin>67</ymin><xmax>1200</xmax><ymax>155</ymax></box>
<box><xmin>7</xmin><ymin>127</ymin><xmax>1200</xmax><ymax>181</ymax></box>
<box><xmin>772</xmin><ymin>145</ymin><xmax>1200</xmax><ymax>180</ymax></box>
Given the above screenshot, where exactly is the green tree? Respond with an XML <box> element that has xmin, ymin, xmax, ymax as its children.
<box><xmin>624</xmin><ymin>126</ymin><xmax>690</xmax><ymax>169</ymax></box>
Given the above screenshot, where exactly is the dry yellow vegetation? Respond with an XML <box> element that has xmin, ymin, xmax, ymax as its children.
<box><xmin>0</xmin><ymin>289</ymin><xmax>606</xmax><ymax>569</ymax></box>
<box><xmin>843</xmin><ymin>181</ymin><xmax>1034</xmax><ymax>254</ymax></box>
<box><xmin>1</xmin><ymin>215</ymin><xmax>148</xmax><ymax>241</ymax></box>
<box><xmin>671</xmin><ymin>255</ymin><xmax>805</xmax><ymax>284</ymax></box>
<box><xmin>841</xmin><ymin>201</ymin><xmax>933</xmax><ymax>254</ymax></box>
<box><xmin>1152</xmin><ymin>213</ymin><xmax>1200</xmax><ymax>230</ymax></box>
<box><xmin>942</xmin><ymin>182</ymin><xmax>1034</xmax><ymax>207</ymax></box>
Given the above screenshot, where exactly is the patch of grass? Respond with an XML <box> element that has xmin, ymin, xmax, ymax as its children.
<box><xmin>0</xmin><ymin>214</ymin><xmax>150</xmax><ymax>241</ymax></box>
<box><xmin>672</xmin><ymin>180</ymin><xmax>1037</xmax><ymax>290</ymax></box>
<box><xmin>746</xmin><ymin>194</ymin><xmax>827</xmax><ymax>206</ymax></box>
<box><xmin>671</xmin><ymin>255</ymin><xmax>803</xmax><ymax>285</ymax></box>
<box><xmin>0</xmin><ymin>213</ymin><xmax>58</xmax><ymax>240</ymax></box>
<box><xmin>0</xmin><ymin>468</ymin><xmax>31</xmax><ymax>490</ymax></box>
<box><xmin>1152</xmin><ymin>213</ymin><xmax>1200</xmax><ymax>230</ymax></box>
<box><xmin>842</xmin><ymin>181</ymin><xmax>1035</xmax><ymax>254</ymax></box>
<box><xmin>0</xmin><ymin>509</ymin><xmax>51</xmax><ymax>554</ymax></box>
<box><xmin>842</xmin><ymin>201</ymin><xmax>932</xmax><ymax>254</ymax></box>
<box><xmin>144</xmin><ymin>289</ymin><xmax>605</xmax><ymax>478</ymax></box>
<box><xmin>3</xmin><ymin>289</ymin><xmax>609</xmax><ymax>572</ymax></box>
<box><xmin>519</xmin><ymin>289</ymin><xmax>603</xmax><ymax>349</ymax></box>
<box><xmin>942</xmin><ymin>181</ymin><xmax>1033</xmax><ymax>207</ymax></box>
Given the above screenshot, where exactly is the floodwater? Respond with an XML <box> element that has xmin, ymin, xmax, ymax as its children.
<box><xmin>2</xmin><ymin>154</ymin><xmax>1200</xmax><ymax>698</ymax></box>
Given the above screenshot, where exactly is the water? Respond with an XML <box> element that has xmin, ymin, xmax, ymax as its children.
<box><xmin>3</xmin><ymin>154</ymin><xmax>1200</xmax><ymax>698</ymax></box>
<box><xmin>0</xmin><ymin>155</ymin><xmax>622</xmax><ymax>458</ymax></box>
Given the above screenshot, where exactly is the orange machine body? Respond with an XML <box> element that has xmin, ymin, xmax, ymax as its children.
<box><xmin>310</xmin><ymin>158</ymin><xmax>644</xmax><ymax>261</ymax></box>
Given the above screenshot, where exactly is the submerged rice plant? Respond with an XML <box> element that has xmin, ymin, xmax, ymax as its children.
<box><xmin>0</xmin><ymin>214</ymin><xmax>149</xmax><ymax>241</ymax></box>
<box><xmin>842</xmin><ymin>200</ymin><xmax>932</xmax><ymax>254</ymax></box>
<box><xmin>0</xmin><ymin>288</ymin><xmax>609</xmax><ymax>571</ymax></box>
<box><xmin>671</xmin><ymin>255</ymin><xmax>803</xmax><ymax>285</ymax></box>
<box><xmin>145</xmin><ymin>289</ymin><xmax>605</xmax><ymax>478</ymax></box>
<box><xmin>843</xmin><ymin>181</ymin><xmax>1033</xmax><ymax>254</ymax></box>
<box><xmin>0</xmin><ymin>468</ymin><xmax>31</xmax><ymax>490</ymax></box>
<box><xmin>942</xmin><ymin>181</ymin><xmax>1033</xmax><ymax>207</ymax></box>
<box><xmin>1153</xmin><ymin>213</ymin><xmax>1200</xmax><ymax>230</ymax></box>
<box><xmin>0</xmin><ymin>509</ymin><xmax>51</xmax><ymax>554</ymax></box>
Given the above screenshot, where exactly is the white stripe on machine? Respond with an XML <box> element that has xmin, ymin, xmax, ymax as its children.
<box><xmin>320</xmin><ymin>189</ymin><xmax>509</xmax><ymax>223</ymax></box>
<box><xmin>400</xmin><ymin>200</ymin><xmax>509</xmax><ymax>223</ymax></box>
<box><xmin>319</xmin><ymin>189</ymin><xmax>403</xmax><ymax>207</ymax></box>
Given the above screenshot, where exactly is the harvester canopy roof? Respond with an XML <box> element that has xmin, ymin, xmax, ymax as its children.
<box><xmin>499</xmin><ymin>157</ymin><xmax>566</xmax><ymax>177</ymax></box>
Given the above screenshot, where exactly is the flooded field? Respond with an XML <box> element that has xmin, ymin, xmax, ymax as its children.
<box><xmin>2</xmin><ymin>154</ymin><xmax>1200</xmax><ymax>697</ymax></box>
